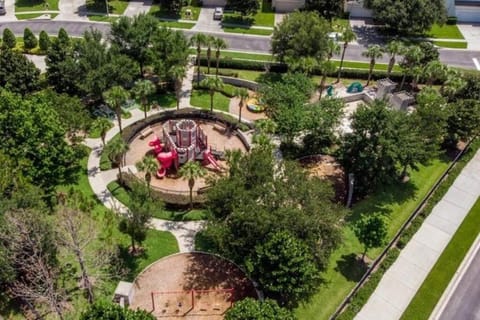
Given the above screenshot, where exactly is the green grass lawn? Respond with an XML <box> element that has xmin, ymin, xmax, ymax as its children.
<box><xmin>400</xmin><ymin>197</ymin><xmax>480</xmax><ymax>320</ymax></box>
<box><xmin>148</xmin><ymin>91</ymin><xmax>177</xmax><ymax>109</ymax></box>
<box><xmin>107</xmin><ymin>180</ymin><xmax>208</xmax><ymax>221</ymax></box>
<box><xmin>149</xmin><ymin>0</ymin><xmax>201</xmax><ymax>21</ymax></box>
<box><xmin>433</xmin><ymin>41</ymin><xmax>468</xmax><ymax>49</ymax></box>
<box><xmin>427</xmin><ymin>24</ymin><xmax>465</xmax><ymax>39</ymax></box>
<box><xmin>332</xmin><ymin>18</ymin><xmax>350</xmax><ymax>32</ymax></box>
<box><xmin>190</xmin><ymin>89</ymin><xmax>231</xmax><ymax>112</ymax></box>
<box><xmin>222</xmin><ymin>26</ymin><xmax>273</xmax><ymax>36</ymax></box>
<box><xmin>15</xmin><ymin>13</ymin><xmax>58</xmax><ymax>19</ymax></box>
<box><xmin>159</xmin><ymin>21</ymin><xmax>195</xmax><ymax>29</ymax></box>
<box><xmin>87</xmin><ymin>14</ymin><xmax>119</xmax><ymax>22</ymax></box>
<box><xmin>223</xmin><ymin>0</ymin><xmax>274</xmax><ymax>27</ymax></box>
<box><xmin>193</xmin><ymin>50</ymin><xmax>274</xmax><ymax>62</ymax></box>
<box><xmin>295</xmin><ymin>158</ymin><xmax>450</xmax><ymax>320</ymax></box>
<box><xmin>86</xmin><ymin>0</ymin><xmax>128</xmax><ymax>15</ymax></box>
<box><xmin>334</xmin><ymin>60</ymin><xmax>402</xmax><ymax>72</ymax></box>
<box><xmin>15</xmin><ymin>0</ymin><xmax>58</xmax><ymax>12</ymax></box>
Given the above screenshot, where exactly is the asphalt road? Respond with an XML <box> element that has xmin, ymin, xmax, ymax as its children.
<box><xmin>438</xmin><ymin>249</ymin><xmax>480</xmax><ymax>320</ymax></box>
<box><xmin>1</xmin><ymin>20</ymin><xmax>479</xmax><ymax>70</ymax></box>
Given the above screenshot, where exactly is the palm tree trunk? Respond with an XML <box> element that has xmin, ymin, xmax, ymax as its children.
<box><xmin>143</xmin><ymin>103</ymin><xmax>147</xmax><ymax>119</ymax></box>
<box><xmin>196</xmin><ymin>50</ymin><xmax>201</xmax><ymax>85</ymax></box>
<box><xmin>116</xmin><ymin>108</ymin><xmax>122</xmax><ymax>133</ymax></box>
<box><xmin>118</xmin><ymin>166</ymin><xmax>123</xmax><ymax>185</ymax></box>
<box><xmin>216</xmin><ymin>52</ymin><xmax>220</xmax><ymax>76</ymax></box>
<box><xmin>319</xmin><ymin>73</ymin><xmax>327</xmax><ymax>99</ymax></box>
<box><xmin>387</xmin><ymin>57</ymin><xmax>395</xmax><ymax>78</ymax></box>
<box><xmin>131</xmin><ymin>236</ymin><xmax>136</xmax><ymax>254</ymax></box>
<box><xmin>101</xmin><ymin>134</ymin><xmax>106</xmax><ymax>147</ymax></box>
<box><xmin>207</xmin><ymin>51</ymin><xmax>211</xmax><ymax>74</ymax></box>
<box><xmin>176</xmin><ymin>80</ymin><xmax>180</xmax><ymax>110</ymax></box>
<box><xmin>238</xmin><ymin>104</ymin><xmax>242</xmax><ymax>123</ymax></box>
<box><xmin>367</xmin><ymin>62</ymin><xmax>374</xmax><ymax>86</ymax></box>
<box><xmin>336</xmin><ymin>45</ymin><xmax>347</xmax><ymax>83</ymax></box>
<box><xmin>189</xmin><ymin>187</ymin><xmax>193</xmax><ymax>210</ymax></box>
<box><xmin>210</xmin><ymin>92</ymin><xmax>214</xmax><ymax>112</ymax></box>
<box><xmin>400</xmin><ymin>73</ymin><xmax>407</xmax><ymax>90</ymax></box>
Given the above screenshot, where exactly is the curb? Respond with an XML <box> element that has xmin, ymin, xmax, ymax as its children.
<box><xmin>429</xmin><ymin>234</ymin><xmax>480</xmax><ymax>320</ymax></box>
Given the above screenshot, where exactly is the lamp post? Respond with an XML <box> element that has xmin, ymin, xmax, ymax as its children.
<box><xmin>105</xmin><ymin>0</ymin><xmax>109</xmax><ymax>16</ymax></box>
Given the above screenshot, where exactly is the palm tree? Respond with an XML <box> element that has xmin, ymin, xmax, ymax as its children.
<box><xmin>169</xmin><ymin>65</ymin><xmax>186</xmax><ymax>110</ymax></box>
<box><xmin>362</xmin><ymin>44</ymin><xmax>384</xmax><ymax>87</ymax></box>
<box><xmin>235</xmin><ymin>87</ymin><xmax>249</xmax><ymax>123</ymax></box>
<box><xmin>337</xmin><ymin>26</ymin><xmax>356</xmax><ymax>83</ymax></box>
<box><xmin>103</xmin><ymin>86</ymin><xmax>129</xmax><ymax>133</ymax></box>
<box><xmin>190</xmin><ymin>33</ymin><xmax>207</xmax><ymax>85</ymax></box>
<box><xmin>327</xmin><ymin>39</ymin><xmax>340</xmax><ymax>61</ymax></box>
<box><xmin>399</xmin><ymin>45</ymin><xmax>424</xmax><ymax>90</ymax></box>
<box><xmin>442</xmin><ymin>68</ymin><xmax>466</xmax><ymax>100</ymax></box>
<box><xmin>212</xmin><ymin>37</ymin><xmax>227</xmax><ymax>76</ymax></box>
<box><xmin>178</xmin><ymin>161</ymin><xmax>206</xmax><ymax>210</ymax></box>
<box><xmin>423</xmin><ymin>60</ymin><xmax>448</xmax><ymax>87</ymax></box>
<box><xmin>91</xmin><ymin>117</ymin><xmax>111</xmax><ymax>146</ymax></box>
<box><xmin>132</xmin><ymin>79</ymin><xmax>156</xmax><ymax>119</ymax></box>
<box><xmin>319</xmin><ymin>60</ymin><xmax>337</xmax><ymax>99</ymax></box>
<box><xmin>205</xmin><ymin>35</ymin><xmax>215</xmax><ymax>74</ymax></box>
<box><xmin>200</xmin><ymin>76</ymin><xmax>224</xmax><ymax>112</ymax></box>
<box><xmin>385</xmin><ymin>40</ymin><xmax>403</xmax><ymax>78</ymax></box>
<box><xmin>135</xmin><ymin>155</ymin><xmax>158</xmax><ymax>196</ymax></box>
<box><xmin>104</xmin><ymin>137</ymin><xmax>129</xmax><ymax>184</ymax></box>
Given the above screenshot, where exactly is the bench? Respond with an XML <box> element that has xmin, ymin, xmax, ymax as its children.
<box><xmin>213</xmin><ymin>123</ymin><xmax>227</xmax><ymax>134</ymax></box>
<box><xmin>140</xmin><ymin>127</ymin><xmax>154</xmax><ymax>139</ymax></box>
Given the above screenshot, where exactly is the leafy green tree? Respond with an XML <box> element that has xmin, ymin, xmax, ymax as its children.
<box><xmin>169</xmin><ymin>65</ymin><xmax>185</xmax><ymax>110</ymax></box>
<box><xmin>205</xmin><ymin>35</ymin><xmax>215</xmax><ymax>74</ymax></box>
<box><xmin>104</xmin><ymin>137</ymin><xmax>129</xmax><ymax>184</ymax></box>
<box><xmin>200</xmin><ymin>76</ymin><xmax>224</xmax><ymax>112</ymax></box>
<box><xmin>272</xmin><ymin>11</ymin><xmax>331</xmax><ymax>65</ymax></box>
<box><xmin>305</xmin><ymin>0</ymin><xmax>343</xmax><ymax>21</ymax></box>
<box><xmin>135</xmin><ymin>155</ymin><xmax>158</xmax><ymax>196</ymax></box>
<box><xmin>0</xmin><ymin>49</ymin><xmax>40</xmax><ymax>95</ymax></box>
<box><xmin>110</xmin><ymin>14</ymin><xmax>159</xmax><ymax>76</ymax></box>
<box><xmin>190</xmin><ymin>33</ymin><xmax>207</xmax><ymax>85</ymax></box>
<box><xmin>179</xmin><ymin>161</ymin><xmax>207</xmax><ymax>210</ymax></box>
<box><xmin>370</xmin><ymin>0</ymin><xmax>446</xmax><ymax>34</ymax></box>
<box><xmin>447</xmin><ymin>99</ymin><xmax>480</xmax><ymax>143</ymax></box>
<box><xmin>225</xmin><ymin>298</ymin><xmax>296</xmax><ymax>320</ymax></box>
<box><xmin>455</xmin><ymin>73</ymin><xmax>480</xmax><ymax>101</ymax></box>
<box><xmin>91</xmin><ymin>118</ymin><xmax>112</xmax><ymax>146</ymax></box>
<box><xmin>399</xmin><ymin>45</ymin><xmax>424</xmax><ymax>90</ymax></box>
<box><xmin>252</xmin><ymin>231</ymin><xmax>321</xmax><ymax>307</ymax></box>
<box><xmin>58</xmin><ymin>28</ymin><xmax>70</xmax><ymax>45</ymax></box>
<box><xmin>385</xmin><ymin>40</ymin><xmax>403</xmax><ymax>77</ymax></box>
<box><xmin>423</xmin><ymin>60</ymin><xmax>448</xmax><ymax>86</ymax></box>
<box><xmin>46</xmin><ymin>30</ymin><xmax>79</xmax><ymax>94</ymax></box>
<box><xmin>103</xmin><ymin>86</ymin><xmax>129</xmax><ymax>133</ymax></box>
<box><xmin>318</xmin><ymin>60</ymin><xmax>337</xmax><ymax>98</ymax></box>
<box><xmin>213</xmin><ymin>37</ymin><xmax>228</xmax><ymax>76</ymax></box>
<box><xmin>2</xmin><ymin>28</ymin><xmax>16</xmax><ymax>49</ymax></box>
<box><xmin>234</xmin><ymin>87</ymin><xmax>249</xmax><ymax>123</ymax></box>
<box><xmin>337</xmin><ymin>25</ymin><xmax>356</xmax><ymax>82</ymax></box>
<box><xmin>39</xmin><ymin>30</ymin><xmax>50</xmax><ymax>52</ymax></box>
<box><xmin>227</xmin><ymin>0</ymin><xmax>260</xmax><ymax>16</ymax></box>
<box><xmin>81</xmin><ymin>301</ymin><xmax>155</xmax><ymax>319</ymax></box>
<box><xmin>132</xmin><ymin>79</ymin><xmax>156</xmax><ymax>119</ymax></box>
<box><xmin>119</xmin><ymin>182</ymin><xmax>153</xmax><ymax>254</ymax></box>
<box><xmin>443</xmin><ymin>69</ymin><xmax>466</xmax><ymax>100</ymax></box>
<box><xmin>163</xmin><ymin>0</ymin><xmax>182</xmax><ymax>14</ymax></box>
<box><xmin>151</xmin><ymin>27</ymin><xmax>189</xmax><ymax>81</ymax></box>
<box><xmin>418</xmin><ymin>41</ymin><xmax>440</xmax><ymax>64</ymax></box>
<box><xmin>353</xmin><ymin>213</ymin><xmax>388</xmax><ymax>262</ymax></box>
<box><xmin>23</xmin><ymin>28</ymin><xmax>38</xmax><ymax>52</ymax></box>
<box><xmin>362</xmin><ymin>44</ymin><xmax>384</xmax><ymax>86</ymax></box>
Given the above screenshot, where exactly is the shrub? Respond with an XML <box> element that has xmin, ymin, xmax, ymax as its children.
<box><xmin>23</xmin><ymin>28</ymin><xmax>38</xmax><ymax>52</ymax></box>
<box><xmin>39</xmin><ymin>30</ymin><xmax>50</xmax><ymax>52</ymax></box>
<box><xmin>2</xmin><ymin>28</ymin><xmax>16</xmax><ymax>49</ymax></box>
<box><xmin>446</xmin><ymin>16</ymin><xmax>457</xmax><ymax>25</ymax></box>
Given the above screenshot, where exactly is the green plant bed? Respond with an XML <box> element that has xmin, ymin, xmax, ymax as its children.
<box><xmin>295</xmin><ymin>158</ymin><xmax>450</xmax><ymax>320</ymax></box>
<box><xmin>223</xmin><ymin>0</ymin><xmax>274</xmax><ymax>27</ymax></box>
<box><xmin>107</xmin><ymin>180</ymin><xmax>208</xmax><ymax>221</ymax></box>
<box><xmin>190</xmin><ymin>89</ymin><xmax>230</xmax><ymax>112</ymax></box>
<box><xmin>15</xmin><ymin>0</ymin><xmax>58</xmax><ymax>12</ymax></box>
<box><xmin>222</xmin><ymin>27</ymin><xmax>273</xmax><ymax>36</ymax></box>
<box><xmin>159</xmin><ymin>21</ymin><xmax>195</xmax><ymax>29</ymax></box>
<box><xmin>426</xmin><ymin>24</ymin><xmax>464</xmax><ymax>39</ymax></box>
<box><xmin>86</xmin><ymin>0</ymin><xmax>128</xmax><ymax>15</ymax></box>
<box><xmin>433</xmin><ymin>41</ymin><xmax>467</xmax><ymax>49</ymax></box>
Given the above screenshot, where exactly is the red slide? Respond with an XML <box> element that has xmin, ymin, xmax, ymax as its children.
<box><xmin>203</xmin><ymin>150</ymin><xmax>221</xmax><ymax>171</ymax></box>
<box><xmin>155</xmin><ymin>152</ymin><xmax>175</xmax><ymax>179</ymax></box>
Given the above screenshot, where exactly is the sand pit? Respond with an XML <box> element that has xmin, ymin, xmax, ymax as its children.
<box><xmin>130</xmin><ymin>252</ymin><xmax>257</xmax><ymax>319</ymax></box>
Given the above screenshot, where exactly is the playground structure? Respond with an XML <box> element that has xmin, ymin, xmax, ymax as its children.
<box><xmin>246</xmin><ymin>97</ymin><xmax>265</xmax><ymax>113</ymax></box>
<box><xmin>148</xmin><ymin>119</ymin><xmax>222</xmax><ymax>178</ymax></box>
<box><xmin>346</xmin><ymin>82</ymin><xmax>364</xmax><ymax>93</ymax></box>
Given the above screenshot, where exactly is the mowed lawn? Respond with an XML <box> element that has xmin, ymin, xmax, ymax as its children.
<box><xmin>15</xmin><ymin>0</ymin><xmax>58</xmax><ymax>11</ymax></box>
<box><xmin>296</xmin><ymin>158</ymin><xmax>450</xmax><ymax>320</ymax></box>
<box><xmin>190</xmin><ymin>89</ymin><xmax>230</xmax><ymax>112</ymax></box>
<box><xmin>427</xmin><ymin>24</ymin><xmax>465</xmax><ymax>39</ymax></box>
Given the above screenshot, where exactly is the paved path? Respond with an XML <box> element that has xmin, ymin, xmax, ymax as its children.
<box><xmin>178</xmin><ymin>59</ymin><xmax>195</xmax><ymax>109</ymax></box>
<box><xmin>123</xmin><ymin>0</ymin><xmax>153</xmax><ymax>17</ymax></box>
<box><xmin>84</xmin><ymin>108</ymin><xmax>204</xmax><ymax>252</ymax></box>
<box><xmin>356</xmin><ymin>148</ymin><xmax>480</xmax><ymax>320</ymax></box>
<box><xmin>431</xmin><ymin>235</ymin><xmax>480</xmax><ymax>320</ymax></box>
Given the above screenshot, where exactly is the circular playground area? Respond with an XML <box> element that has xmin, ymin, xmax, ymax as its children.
<box><xmin>130</xmin><ymin>252</ymin><xmax>257</xmax><ymax>319</ymax></box>
<box><xmin>125</xmin><ymin>118</ymin><xmax>248</xmax><ymax>195</ymax></box>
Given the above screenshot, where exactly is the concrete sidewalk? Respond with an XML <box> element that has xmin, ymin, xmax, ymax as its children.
<box><xmin>356</xmin><ymin>148</ymin><xmax>480</xmax><ymax>320</ymax></box>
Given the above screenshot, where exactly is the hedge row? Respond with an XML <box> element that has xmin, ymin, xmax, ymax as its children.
<box><xmin>193</xmin><ymin>82</ymin><xmax>237</xmax><ymax>98</ymax></box>
<box><xmin>336</xmin><ymin>138</ymin><xmax>480</xmax><ymax>320</ymax></box>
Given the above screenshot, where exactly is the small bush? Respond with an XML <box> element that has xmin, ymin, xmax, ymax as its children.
<box><xmin>39</xmin><ymin>30</ymin><xmax>50</xmax><ymax>52</ymax></box>
<box><xmin>2</xmin><ymin>28</ymin><xmax>16</xmax><ymax>49</ymax></box>
<box><xmin>23</xmin><ymin>28</ymin><xmax>38</xmax><ymax>52</ymax></box>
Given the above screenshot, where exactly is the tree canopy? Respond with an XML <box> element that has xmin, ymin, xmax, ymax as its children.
<box><xmin>227</xmin><ymin>0</ymin><xmax>260</xmax><ymax>16</ymax></box>
<box><xmin>225</xmin><ymin>298</ymin><xmax>296</xmax><ymax>320</ymax></box>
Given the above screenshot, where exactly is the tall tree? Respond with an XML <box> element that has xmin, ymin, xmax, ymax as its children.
<box><xmin>385</xmin><ymin>40</ymin><xmax>403</xmax><ymax>77</ymax></box>
<box><xmin>103</xmin><ymin>86</ymin><xmax>129</xmax><ymax>133</ymax></box>
<box><xmin>179</xmin><ymin>161</ymin><xmax>207</xmax><ymax>210</ymax></box>
<box><xmin>200</xmin><ymin>76</ymin><xmax>224</xmax><ymax>112</ymax></box>
<box><xmin>399</xmin><ymin>45</ymin><xmax>424</xmax><ymax>90</ymax></box>
<box><xmin>447</xmin><ymin>99</ymin><xmax>480</xmax><ymax>143</ymax></box>
<box><xmin>318</xmin><ymin>60</ymin><xmax>337</xmax><ymax>99</ymax></box>
<box><xmin>104</xmin><ymin>137</ymin><xmax>129</xmax><ymax>184</ymax></box>
<box><xmin>305</xmin><ymin>0</ymin><xmax>343</xmax><ymax>21</ymax></box>
<box><xmin>91</xmin><ymin>117</ymin><xmax>112</xmax><ymax>147</ymax></box>
<box><xmin>227</xmin><ymin>0</ymin><xmax>260</xmax><ymax>16</ymax></box>
<box><xmin>234</xmin><ymin>87</ymin><xmax>249</xmax><ymax>123</ymax></box>
<box><xmin>353</xmin><ymin>213</ymin><xmax>388</xmax><ymax>262</ymax></box>
<box><xmin>362</xmin><ymin>44</ymin><xmax>384</xmax><ymax>86</ymax></box>
<box><xmin>370</xmin><ymin>0</ymin><xmax>446</xmax><ymax>34</ymax></box>
<box><xmin>272</xmin><ymin>11</ymin><xmax>331</xmax><ymax>65</ymax></box>
<box><xmin>169</xmin><ymin>65</ymin><xmax>185</xmax><ymax>110</ymax></box>
<box><xmin>190</xmin><ymin>33</ymin><xmax>207</xmax><ymax>85</ymax></box>
<box><xmin>132</xmin><ymin>79</ymin><xmax>156</xmax><ymax>119</ymax></box>
<box><xmin>39</xmin><ymin>30</ymin><xmax>50</xmax><ymax>52</ymax></box>
<box><xmin>213</xmin><ymin>37</ymin><xmax>228</xmax><ymax>76</ymax></box>
<box><xmin>336</xmin><ymin>26</ymin><xmax>356</xmax><ymax>82</ymax></box>
<box><xmin>423</xmin><ymin>60</ymin><xmax>448</xmax><ymax>86</ymax></box>
<box><xmin>0</xmin><ymin>49</ymin><xmax>40</xmax><ymax>95</ymax></box>
<box><xmin>135</xmin><ymin>155</ymin><xmax>158</xmax><ymax>196</ymax></box>
<box><xmin>205</xmin><ymin>35</ymin><xmax>215</xmax><ymax>74</ymax></box>
<box><xmin>225</xmin><ymin>298</ymin><xmax>296</xmax><ymax>320</ymax></box>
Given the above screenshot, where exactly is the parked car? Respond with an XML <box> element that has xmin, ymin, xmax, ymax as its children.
<box><xmin>0</xmin><ymin>1</ymin><xmax>6</xmax><ymax>15</ymax></box>
<box><xmin>213</xmin><ymin>7</ymin><xmax>223</xmax><ymax>20</ymax></box>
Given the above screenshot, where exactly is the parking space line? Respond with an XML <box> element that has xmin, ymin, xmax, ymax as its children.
<box><xmin>473</xmin><ymin>58</ymin><xmax>480</xmax><ymax>71</ymax></box>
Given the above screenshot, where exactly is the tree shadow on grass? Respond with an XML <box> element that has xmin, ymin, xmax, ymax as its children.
<box><xmin>119</xmin><ymin>245</ymin><xmax>148</xmax><ymax>281</ymax></box>
<box><xmin>222</xmin><ymin>15</ymin><xmax>254</xmax><ymax>26</ymax></box>
<box><xmin>334</xmin><ymin>253</ymin><xmax>369</xmax><ymax>283</ymax></box>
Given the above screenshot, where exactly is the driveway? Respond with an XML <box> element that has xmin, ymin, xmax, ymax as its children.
<box><xmin>123</xmin><ymin>0</ymin><xmax>152</xmax><ymax>17</ymax></box>
<box><xmin>0</xmin><ymin>0</ymin><xmax>17</xmax><ymax>22</ymax></box>
<box><xmin>457</xmin><ymin>23</ymin><xmax>480</xmax><ymax>50</ymax></box>
<box><xmin>55</xmin><ymin>0</ymin><xmax>88</xmax><ymax>21</ymax></box>
<box><xmin>192</xmin><ymin>7</ymin><xmax>222</xmax><ymax>32</ymax></box>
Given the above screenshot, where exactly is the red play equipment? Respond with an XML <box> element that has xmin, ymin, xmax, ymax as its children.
<box><xmin>147</xmin><ymin>119</ymin><xmax>222</xmax><ymax>179</ymax></box>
